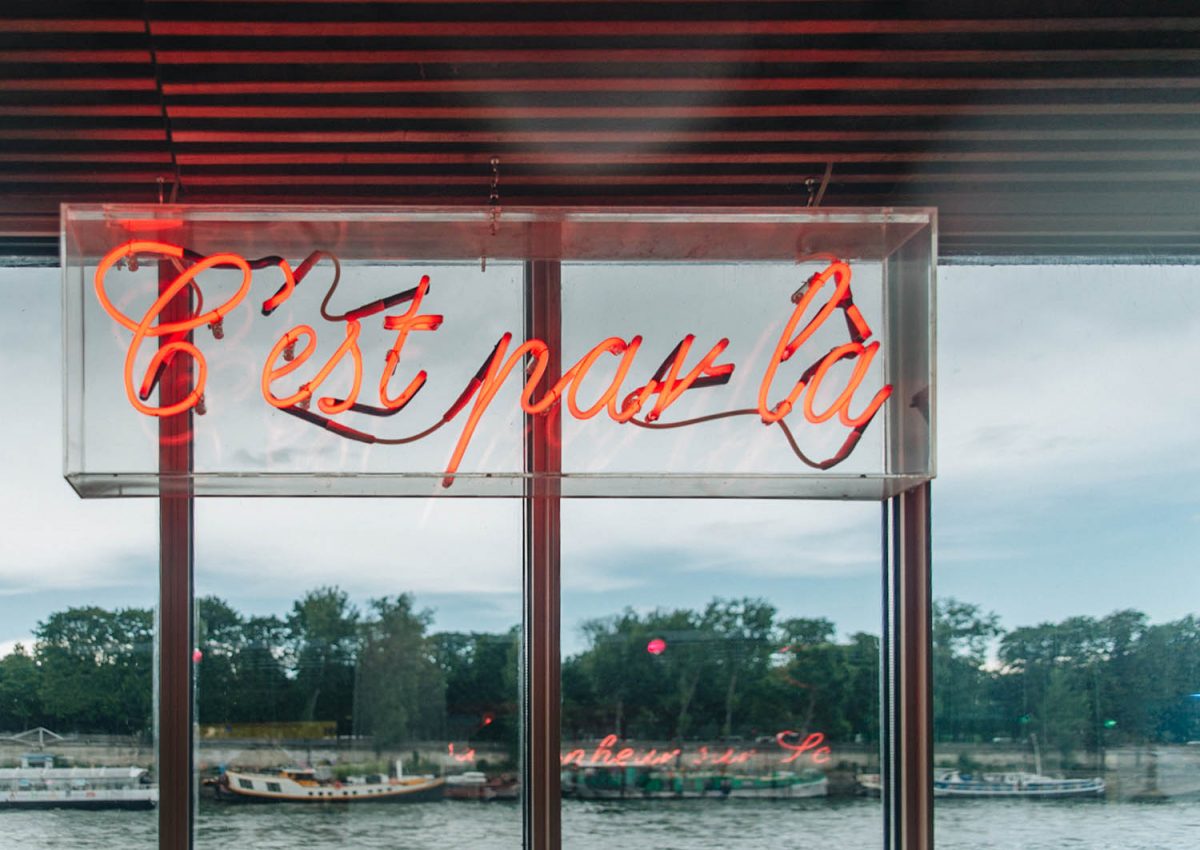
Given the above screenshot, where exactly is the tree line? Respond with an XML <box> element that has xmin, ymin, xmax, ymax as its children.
<box><xmin>1</xmin><ymin>591</ymin><xmax>1197</xmax><ymax>764</ymax></box>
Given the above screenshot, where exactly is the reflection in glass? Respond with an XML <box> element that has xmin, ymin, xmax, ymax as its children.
<box><xmin>193</xmin><ymin>500</ymin><xmax>522</xmax><ymax>848</ymax></box>
<box><xmin>561</xmin><ymin>500</ymin><xmax>883</xmax><ymax>849</ymax></box>
<box><xmin>0</xmin><ymin>269</ymin><xmax>157</xmax><ymax>846</ymax></box>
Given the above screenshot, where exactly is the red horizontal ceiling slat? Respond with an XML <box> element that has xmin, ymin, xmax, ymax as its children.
<box><xmin>0</xmin><ymin>19</ymin><xmax>146</xmax><ymax>33</ymax></box>
<box><xmin>166</xmin><ymin>128</ymin><xmax>1200</xmax><ymax>143</ymax></box>
<box><xmin>148</xmin><ymin>48</ymin><xmax>1200</xmax><ymax>65</ymax></box>
<box><xmin>162</xmin><ymin>104</ymin><xmax>1200</xmax><ymax>120</ymax></box>
<box><xmin>173</xmin><ymin>150</ymin><xmax>1200</xmax><ymax>166</ymax></box>
<box><xmin>146</xmin><ymin>17</ymin><xmax>1200</xmax><ymax>37</ymax></box>
<box><xmin>159</xmin><ymin>77</ymin><xmax>1200</xmax><ymax>95</ymax></box>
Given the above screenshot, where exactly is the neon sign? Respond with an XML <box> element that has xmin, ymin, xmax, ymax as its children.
<box><xmin>557</xmin><ymin>731</ymin><xmax>831</xmax><ymax>769</ymax></box>
<box><xmin>93</xmin><ymin>241</ymin><xmax>893</xmax><ymax>486</ymax></box>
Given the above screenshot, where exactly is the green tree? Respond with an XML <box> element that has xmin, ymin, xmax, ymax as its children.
<box><xmin>34</xmin><ymin>606</ymin><xmax>152</xmax><ymax>734</ymax></box>
<box><xmin>288</xmin><ymin>587</ymin><xmax>360</xmax><ymax>733</ymax></box>
<box><xmin>776</xmin><ymin>617</ymin><xmax>851</xmax><ymax>739</ymax></box>
<box><xmin>434</xmin><ymin>627</ymin><xmax>519</xmax><ymax>757</ymax></box>
<box><xmin>934</xmin><ymin>598</ymin><xmax>1001</xmax><ymax>742</ymax></box>
<box><xmin>232</xmin><ymin>614</ymin><xmax>294</xmax><ymax>723</ymax></box>
<box><xmin>703</xmin><ymin>598</ymin><xmax>776</xmax><ymax>738</ymax></box>
<box><xmin>196</xmin><ymin>596</ymin><xmax>242</xmax><ymax>725</ymax></box>
<box><xmin>355</xmin><ymin>595</ymin><xmax>445</xmax><ymax>749</ymax></box>
<box><xmin>0</xmin><ymin>644</ymin><xmax>43</xmax><ymax>731</ymax></box>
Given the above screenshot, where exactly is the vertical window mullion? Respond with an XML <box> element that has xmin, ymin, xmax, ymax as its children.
<box><xmin>883</xmin><ymin>483</ymin><xmax>933</xmax><ymax>850</ymax></box>
<box><xmin>524</xmin><ymin>255</ymin><xmax>563</xmax><ymax>850</ymax></box>
<box><xmin>157</xmin><ymin>257</ymin><xmax>195</xmax><ymax>850</ymax></box>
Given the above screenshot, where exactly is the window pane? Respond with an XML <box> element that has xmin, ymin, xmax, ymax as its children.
<box><xmin>193</xmin><ymin>499</ymin><xmax>522</xmax><ymax>848</ymax></box>
<box><xmin>0</xmin><ymin>268</ymin><xmax>157</xmax><ymax>847</ymax></box>
<box><xmin>934</xmin><ymin>265</ymin><xmax>1200</xmax><ymax>849</ymax></box>
<box><xmin>561</xmin><ymin>499</ymin><xmax>883</xmax><ymax>849</ymax></box>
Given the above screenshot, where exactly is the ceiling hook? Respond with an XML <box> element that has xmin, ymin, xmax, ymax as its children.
<box><xmin>813</xmin><ymin>162</ymin><xmax>833</xmax><ymax>208</ymax></box>
<box><xmin>482</xmin><ymin>156</ymin><xmax>501</xmax><ymax>272</ymax></box>
<box><xmin>489</xmin><ymin>155</ymin><xmax>501</xmax><ymax>237</ymax></box>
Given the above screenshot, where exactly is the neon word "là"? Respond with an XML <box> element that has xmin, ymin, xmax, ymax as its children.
<box><xmin>559</xmin><ymin>731</ymin><xmax>831</xmax><ymax>768</ymax></box>
<box><xmin>95</xmin><ymin>242</ymin><xmax>892</xmax><ymax>484</ymax></box>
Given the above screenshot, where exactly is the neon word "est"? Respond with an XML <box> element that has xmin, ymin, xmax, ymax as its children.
<box><xmin>95</xmin><ymin>242</ymin><xmax>892</xmax><ymax>484</ymax></box>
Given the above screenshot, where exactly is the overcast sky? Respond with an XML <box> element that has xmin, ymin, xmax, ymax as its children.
<box><xmin>1</xmin><ymin>262</ymin><xmax>1197</xmax><ymax>658</ymax></box>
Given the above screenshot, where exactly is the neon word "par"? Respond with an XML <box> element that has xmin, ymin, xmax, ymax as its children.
<box><xmin>559</xmin><ymin>731</ymin><xmax>831</xmax><ymax>768</ymax></box>
<box><xmin>95</xmin><ymin>241</ymin><xmax>892</xmax><ymax>484</ymax></box>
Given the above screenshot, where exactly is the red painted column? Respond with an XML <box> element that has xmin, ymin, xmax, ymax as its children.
<box><xmin>524</xmin><ymin>250</ymin><xmax>562</xmax><ymax>850</ymax></box>
<box><xmin>158</xmin><ymin>258</ymin><xmax>194</xmax><ymax>849</ymax></box>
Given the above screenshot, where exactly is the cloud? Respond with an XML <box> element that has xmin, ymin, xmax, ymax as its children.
<box><xmin>193</xmin><ymin>498</ymin><xmax>522</xmax><ymax>600</ymax></box>
<box><xmin>0</xmin><ymin>638</ymin><xmax>34</xmax><ymax>657</ymax></box>
<box><xmin>2</xmin><ymin>262</ymin><xmax>1198</xmax><ymax>639</ymax></box>
<box><xmin>937</xmin><ymin>264</ymin><xmax>1200</xmax><ymax>490</ymax></box>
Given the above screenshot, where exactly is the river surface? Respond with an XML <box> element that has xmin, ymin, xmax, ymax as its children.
<box><xmin>2</xmin><ymin>797</ymin><xmax>1198</xmax><ymax>849</ymax></box>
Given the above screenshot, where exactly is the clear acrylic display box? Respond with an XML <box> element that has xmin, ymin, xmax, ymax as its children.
<box><xmin>62</xmin><ymin>206</ymin><xmax>935</xmax><ymax>499</ymax></box>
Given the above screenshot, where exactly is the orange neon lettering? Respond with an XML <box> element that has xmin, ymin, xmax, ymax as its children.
<box><xmin>558</xmin><ymin>735</ymin><xmax>830</xmax><ymax>770</ymax></box>
<box><xmin>261</xmin><ymin>325</ymin><xmax>318</xmax><ymax>406</ymax></box>
<box><xmin>97</xmin><ymin>244</ymin><xmax>891</xmax><ymax>472</ymax></box>
<box><xmin>443</xmin><ymin>333</ymin><xmax>551</xmax><ymax>486</ymax></box>
<box><xmin>713</xmin><ymin>748</ymin><xmax>736</xmax><ymax>766</ymax></box>
<box><xmin>776</xmin><ymin>730</ymin><xmax>829</xmax><ymax>765</ymax></box>
<box><xmin>565</xmin><ymin>336</ymin><xmax>634</xmax><ymax>420</ymax></box>
<box><xmin>112</xmin><ymin>249</ymin><xmax>252</xmax><ymax>417</ymax></box>
<box><xmin>757</xmin><ymin>261</ymin><xmax>854</xmax><ymax>424</ymax></box>
<box><xmin>95</xmin><ymin>241</ymin><xmax>252</xmax><ymax>335</ymax></box>
<box><xmin>802</xmin><ymin>340</ymin><xmax>893</xmax><ymax>428</ymax></box>
<box><xmin>259</xmin><ymin>260</ymin><xmax>297</xmax><ymax>315</ymax></box>
<box><xmin>519</xmin><ymin>342</ymin><xmax>587</xmax><ymax>417</ymax></box>
<box><xmin>643</xmin><ymin>335</ymin><xmax>735</xmax><ymax>423</ymax></box>
<box><xmin>379</xmin><ymin>275</ymin><xmax>443</xmax><ymax>410</ymax></box>
<box><xmin>261</xmin><ymin>321</ymin><xmax>363</xmax><ymax>414</ymax></box>
<box><xmin>561</xmin><ymin>749</ymin><xmax>587</xmax><ymax>768</ymax></box>
<box><xmin>590</xmin><ymin>734</ymin><xmax>618</xmax><ymax>766</ymax></box>
<box><xmin>447</xmin><ymin>743</ymin><xmax>476</xmax><ymax>763</ymax></box>
<box><xmin>609</xmin><ymin>377</ymin><xmax>657</xmax><ymax>423</ymax></box>
<box><xmin>632</xmin><ymin>749</ymin><xmax>661</xmax><ymax>767</ymax></box>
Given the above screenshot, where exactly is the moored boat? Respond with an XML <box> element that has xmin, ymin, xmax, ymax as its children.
<box><xmin>566</xmin><ymin>765</ymin><xmax>827</xmax><ymax>800</ymax></box>
<box><xmin>215</xmin><ymin>760</ymin><xmax>443</xmax><ymax>803</ymax></box>
<box><xmin>0</xmin><ymin>753</ymin><xmax>158</xmax><ymax>810</ymax></box>
<box><xmin>444</xmin><ymin>770</ymin><xmax>520</xmax><ymax>801</ymax></box>
<box><xmin>934</xmin><ymin>769</ymin><xmax>1105</xmax><ymax>799</ymax></box>
<box><xmin>856</xmin><ymin>773</ymin><xmax>882</xmax><ymax>796</ymax></box>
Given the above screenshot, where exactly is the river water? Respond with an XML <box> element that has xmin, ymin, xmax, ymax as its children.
<box><xmin>2</xmin><ymin>797</ymin><xmax>1199</xmax><ymax>849</ymax></box>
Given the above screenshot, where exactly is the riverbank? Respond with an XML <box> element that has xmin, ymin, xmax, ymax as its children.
<box><xmin>5</xmin><ymin>735</ymin><xmax>1199</xmax><ymax>802</ymax></box>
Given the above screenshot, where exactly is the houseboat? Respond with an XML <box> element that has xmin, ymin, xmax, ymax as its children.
<box><xmin>215</xmin><ymin>760</ymin><xmax>443</xmax><ymax>803</ymax></box>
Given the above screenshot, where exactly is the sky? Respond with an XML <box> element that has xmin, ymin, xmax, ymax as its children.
<box><xmin>0</xmin><ymin>261</ymin><xmax>1197</xmax><ymax>659</ymax></box>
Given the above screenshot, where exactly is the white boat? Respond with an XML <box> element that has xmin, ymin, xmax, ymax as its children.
<box><xmin>857</xmin><ymin>772</ymin><xmax>882</xmax><ymax>795</ymax></box>
<box><xmin>0</xmin><ymin>753</ymin><xmax>158</xmax><ymax>810</ymax></box>
<box><xmin>215</xmin><ymin>760</ymin><xmax>443</xmax><ymax>803</ymax></box>
<box><xmin>934</xmin><ymin>769</ymin><xmax>1105</xmax><ymax>798</ymax></box>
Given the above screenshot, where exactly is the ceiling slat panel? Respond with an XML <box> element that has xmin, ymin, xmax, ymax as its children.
<box><xmin>0</xmin><ymin>3</ymin><xmax>1197</xmax><ymax>260</ymax></box>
